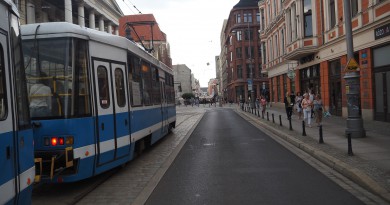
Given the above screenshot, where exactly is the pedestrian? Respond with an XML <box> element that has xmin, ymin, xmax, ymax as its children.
<box><xmin>284</xmin><ymin>92</ymin><xmax>294</xmax><ymax>120</ymax></box>
<box><xmin>255</xmin><ymin>98</ymin><xmax>260</xmax><ymax>110</ymax></box>
<box><xmin>260</xmin><ymin>95</ymin><xmax>267</xmax><ymax>116</ymax></box>
<box><xmin>309</xmin><ymin>90</ymin><xmax>315</xmax><ymax>118</ymax></box>
<box><xmin>295</xmin><ymin>92</ymin><xmax>303</xmax><ymax>120</ymax></box>
<box><xmin>301</xmin><ymin>93</ymin><xmax>313</xmax><ymax>127</ymax></box>
<box><xmin>313</xmin><ymin>94</ymin><xmax>325</xmax><ymax>126</ymax></box>
<box><xmin>29</xmin><ymin>73</ymin><xmax>52</xmax><ymax>118</ymax></box>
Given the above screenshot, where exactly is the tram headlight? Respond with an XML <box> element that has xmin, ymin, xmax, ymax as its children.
<box><xmin>51</xmin><ymin>137</ymin><xmax>58</xmax><ymax>146</ymax></box>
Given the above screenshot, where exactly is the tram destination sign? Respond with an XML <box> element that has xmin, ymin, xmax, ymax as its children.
<box><xmin>374</xmin><ymin>23</ymin><xmax>390</xmax><ymax>40</ymax></box>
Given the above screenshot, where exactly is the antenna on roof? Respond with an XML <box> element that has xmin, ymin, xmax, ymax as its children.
<box><xmin>125</xmin><ymin>21</ymin><xmax>155</xmax><ymax>53</ymax></box>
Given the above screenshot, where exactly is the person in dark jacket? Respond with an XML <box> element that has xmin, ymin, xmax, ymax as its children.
<box><xmin>284</xmin><ymin>92</ymin><xmax>294</xmax><ymax>120</ymax></box>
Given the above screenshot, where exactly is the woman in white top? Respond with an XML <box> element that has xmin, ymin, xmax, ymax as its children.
<box><xmin>301</xmin><ymin>93</ymin><xmax>313</xmax><ymax>127</ymax></box>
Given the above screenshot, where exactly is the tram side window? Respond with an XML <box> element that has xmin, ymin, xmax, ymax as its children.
<box><xmin>115</xmin><ymin>68</ymin><xmax>126</xmax><ymax>107</ymax></box>
<box><xmin>142</xmin><ymin>62</ymin><xmax>152</xmax><ymax>106</ymax></box>
<box><xmin>151</xmin><ymin>66</ymin><xmax>161</xmax><ymax>104</ymax></box>
<box><xmin>97</xmin><ymin>66</ymin><xmax>110</xmax><ymax>109</ymax></box>
<box><xmin>0</xmin><ymin>45</ymin><xmax>6</xmax><ymax>120</ymax></box>
<box><xmin>129</xmin><ymin>54</ymin><xmax>142</xmax><ymax>106</ymax></box>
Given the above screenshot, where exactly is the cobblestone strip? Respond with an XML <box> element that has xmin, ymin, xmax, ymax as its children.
<box><xmin>77</xmin><ymin>111</ymin><xmax>205</xmax><ymax>205</ymax></box>
<box><xmin>237</xmin><ymin>109</ymin><xmax>390</xmax><ymax>203</ymax></box>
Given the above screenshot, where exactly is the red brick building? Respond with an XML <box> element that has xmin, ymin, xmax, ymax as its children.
<box><xmin>119</xmin><ymin>14</ymin><xmax>172</xmax><ymax>68</ymax></box>
<box><xmin>222</xmin><ymin>0</ymin><xmax>269</xmax><ymax>103</ymax></box>
<box><xmin>259</xmin><ymin>0</ymin><xmax>390</xmax><ymax>122</ymax></box>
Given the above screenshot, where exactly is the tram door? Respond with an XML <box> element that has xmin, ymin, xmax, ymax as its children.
<box><xmin>94</xmin><ymin>60</ymin><xmax>130</xmax><ymax>165</ymax></box>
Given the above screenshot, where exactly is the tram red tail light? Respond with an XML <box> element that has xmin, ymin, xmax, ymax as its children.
<box><xmin>51</xmin><ymin>137</ymin><xmax>58</xmax><ymax>146</ymax></box>
<box><xmin>59</xmin><ymin>137</ymin><xmax>64</xmax><ymax>145</ymax></box>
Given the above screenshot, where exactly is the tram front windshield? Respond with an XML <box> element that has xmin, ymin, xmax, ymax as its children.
<box><xmin>23</xmin><ymin>37</ymin><xmax>91</xmax><ymax>119</ymax></box>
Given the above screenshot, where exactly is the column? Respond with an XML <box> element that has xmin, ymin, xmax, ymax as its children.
<box><xmin>64</xmin><ymin>0</ymin><xmax>73</xmax><ymax>23</ymax></box>
<box><xmin>42</xmin><ymin>12</ymin><xmax>49</xmax><ymax>22</ymax></box>
<box><xmin>78</xmin><ymin>2</ymin><xmax>85</xmax><ymax>27</ymax></box>
<box><xmin>114</xmin><ymin>26</ymin><xmax>119</xmax><ymax>35</ymax></box>
<box><xmin>26</xmin><ymin>0</ymin><xmax>36</xmax><ymax>24</ymax></box>
<box><xmin>99</xmin><ymin>16</ymin><xmax>104</xmax><ymax>31</ymax></box>
<box><xmin>107</xmin><ymin>22</ymin><xmax>112</xmax><ymax>34</ymax></box>
<box><xmin>89</xmin><ymin>10</ymin><xmax>95</xmax><ymax>29</ymax></box>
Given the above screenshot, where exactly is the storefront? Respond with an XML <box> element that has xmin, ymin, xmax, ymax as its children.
<box><xmin>373</xmin><ymin>44</ymin><xmax>390</xmax><ymax>122</ymax></box>
<box><xmin>299</xmin><ymin>64</ymin><xmax>320</xmax><ymax>95</ymax></box>
<box><xmin>328</xmin><ymin>59</ymin><xmax>342</xmax><ymax>116</ymax></box>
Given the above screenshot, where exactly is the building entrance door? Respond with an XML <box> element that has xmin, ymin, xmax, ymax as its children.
<box><xmin>374</xmin><ymin>68</ymin><xmax>390</xmax><ymax>122</ymax></box>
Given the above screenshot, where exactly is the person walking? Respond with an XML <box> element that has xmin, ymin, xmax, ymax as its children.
<box><xmin>260</xmin><ymin>95</ymin><xmax>267</xmax><ymax>116</ymax></box>
<box><xmin>301</xmin><ymin>93</ymin><xmax>313</xmax><ymax>127</ymax></box>
<box><xmin>295</xmin><ymin>92</ymin><xmax>303</xmax><ymax>120</ymax></box>
<box><xmin>309</xmin><ymin>90</ymin><xmax>315</xmax><ymax>118</ymax></box>
<box><xmin>313</xmin><ymin>94</ymin><xmax>325</xmax><ymax>126</ymax></box>
<box><xmin>284</xmin><ymin>92</ymin><xmax>294</xmax><ymax>120</ymax></box>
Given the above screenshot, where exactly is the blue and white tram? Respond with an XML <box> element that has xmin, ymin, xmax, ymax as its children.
<box><xmin>21</xmin><ymin>22</ymin><xmax>176</xmax><ymax>183</ymax></box>
<box><xmin>0</xmin><ymin>0</ymin><xmax>35</xmax><ymax>203</ymax></box>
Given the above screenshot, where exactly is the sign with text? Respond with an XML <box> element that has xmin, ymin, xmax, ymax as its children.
<box><xmin>375</xmin><ymin>23</ymin><xmax>390</xmax><ymax>40</ymax></box>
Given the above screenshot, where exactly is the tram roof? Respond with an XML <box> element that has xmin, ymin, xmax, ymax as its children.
<box><xmin>21</xmin><ymin>22</ymin><xmax>172</xmax><ymax>73</ymax></box>
<box><xmin>2</xmin><ymin>0</ymin><xmax>20</xmax><ymax>17</ymax></box>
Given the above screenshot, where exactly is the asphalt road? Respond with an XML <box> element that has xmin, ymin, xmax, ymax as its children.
<box><xmin>145</xmin><ymin>108</ymin><xmax>365</xmax><ymax>205</ymax></box>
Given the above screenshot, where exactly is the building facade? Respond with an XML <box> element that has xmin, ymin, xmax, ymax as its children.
<box><xmin>259</xmin><ymin>0</ymin><xmax>390</xmax><ymax>122</ymax></box>
<box><xmin>119</xmin><ymin>14</ymin><xmax>172</xmax><ymax>68</ymax></box>
<box><xmin>173</xmin><ymin>64</ymin><xmax>192</xmax><ymax>99</ymax></box>
<box><xmin>16</xmin><ymin>0</ymin><xmax>122</xmax><ymax>33</ymax></box>
<box><xmin>222</xmin><ymin>0</ymin><xmax>269</xmax><ymax>104</ymax></box>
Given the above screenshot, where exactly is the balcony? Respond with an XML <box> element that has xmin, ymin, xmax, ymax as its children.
<box><xmin>284</xmin><ymin>37</ymin><xmax>318</xmax><ymax>60</ymax></box>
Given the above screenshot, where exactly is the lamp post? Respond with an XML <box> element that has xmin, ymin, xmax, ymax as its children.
<box><xmin>343</xmin><ymin>0</ymin><xmax>365</xmax><ymax>138</ymax></box>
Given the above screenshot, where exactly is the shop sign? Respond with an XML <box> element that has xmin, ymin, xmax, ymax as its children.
<box><xmin>374</xmin><ymin>23</ymin><xmax>390</xmax><ymax>40</ymax></box>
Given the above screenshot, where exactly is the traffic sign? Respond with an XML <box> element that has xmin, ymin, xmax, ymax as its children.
<box><xmin>345</xmin><ymin>58</ymin><xmax>360</xmax><ymax>72</ymax></box>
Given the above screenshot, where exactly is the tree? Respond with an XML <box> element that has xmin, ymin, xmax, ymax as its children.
<box><xmin>182</xmin><ymin>93</ymin><xmax>195</xmax><ymax>99</ymax></box>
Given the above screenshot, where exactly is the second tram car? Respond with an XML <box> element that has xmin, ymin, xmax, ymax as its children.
<box><xmin>0</xmin><ymin>0</ymin><xmax>35</xmax><ymax>203</ymax></box>
<box><xmin>21</xmin><ymin>22</ymin><xmax>176</xmax><ymax>183</ymax></box>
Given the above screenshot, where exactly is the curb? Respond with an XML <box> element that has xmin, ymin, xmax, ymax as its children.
<box><xmin>237</xmin><ymin>108</ymin><xmax>390</xmax><ymax>203</ymax></box>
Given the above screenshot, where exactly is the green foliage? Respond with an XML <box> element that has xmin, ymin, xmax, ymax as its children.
<box><xmin>182</xmin><ymin>93</ymin><xmax>195</xmax><ymax>99</ymax></box>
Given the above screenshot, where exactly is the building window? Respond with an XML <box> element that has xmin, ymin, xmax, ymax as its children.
<box><xmin>256</xmin><ymin>11</ymin><xmax>260</xmax><ymax>22</ymax></box>
<box><xmin>246</xmin><ymin>64</ymin><xmax>251</xmax><ymax>79</ymax></box>
<box><xmin>236</xmin><ymin>47</ymin><xmax>242</xmax><ymax>58</ymax></box>
<box><xmin>244</xmin><ymin>12</ymin><xmax>253</xmax><ymax>23</ymax></box>
<box><xmin>273</xmin><ymin>0</ymin><xmax>277</xmax><ymax>17</ymax></box>
<box><xmin>303</xmin><ymin>0</ymin><xmax>313</xmax><ymax>37</ymax></box>
<box><xmin>283</xmin><ymin>74</ymin><xmax>287</xmax><ymax>95</ymax></box>
<box><xmin>275</xmin><ymin>35</ymin><xmax>279</xmax><ymax>58</ymax></box>
<box><xmin>351</xmin><ymin>0</ymin><xmax>358</xmax><ymax>17</ymax></box>
<box><xmin>281</xmin><ymin>29</ymin><xmax>285</xmax><ymax>55</ymax></box>
<box><xmin>246</xmin><ymin>46</ymin><xmax>254</xmax><ymax>59</ymax></box>
<box><xmin>236</xmin><ymin>13</ymin><xmax>241</xmax><ymax>23</ymax></box>
<box><xmin>244</xmin><ymin>29</ymin><xmax>253</xmax><ymax>41</ymax></box>
<box><xmin>236</xmin><ymin>30</ymin><xmax>242</xmax><ymax>41</ymax></box>
<box><xmin>261</xmin><ymin>42</ymin><xmax>266</xmax><ymax>64</ymax></box>
<box><xmin>260</xmin><ymin>8</ymin><xmax>265</xmax><ymax>30</ymax></box>
<box><xmin>237</xmin><ymin>64</ymin><xmax>243</xmax><ymax>79</ymax></box>
<box><xmin>329</xmin><ymin>0</ymin><xmax>336</xmax><ymax>29</ymax></box>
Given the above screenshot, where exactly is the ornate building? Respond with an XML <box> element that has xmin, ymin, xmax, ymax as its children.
<box><xmin>222</xmin><ymin>0</ymin><xmax>268</xmax><ymax>103</ymax></box>
<box><xmin>16</xmin><ymin>0</ymin><xmax>123</xmax><ymax>34</ymax></box>
<box><xmin>259</xmin><ymin>0</ymin><xmax>390</xmax><ymax>122</ymax></box>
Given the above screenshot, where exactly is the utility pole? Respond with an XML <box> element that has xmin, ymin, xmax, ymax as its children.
<box><xmin>248</xmin><ymin>21</ymin><xmax>254</xmax><ymax>108</ymax></box>
<box><xmin>343</xmin><ymin>0</ymin><xmax>366</xmax><ymax>138</ymax></box>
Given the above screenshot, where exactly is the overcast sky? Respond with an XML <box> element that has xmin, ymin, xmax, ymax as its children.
<box><xmin>116</xmin><ymin>0</ymin><xmax>239</xmax><ymax>87</ymax></box>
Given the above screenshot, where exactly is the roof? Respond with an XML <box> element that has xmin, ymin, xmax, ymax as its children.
<box><xmin>233</xmin><ymin>0</ymin><xmax>259</xmax><ymax>8</ymax></box>
<box><xmin>119</xmin><ymin>14</ymin><xmax>166</xmax><ymax>42</ymax></box>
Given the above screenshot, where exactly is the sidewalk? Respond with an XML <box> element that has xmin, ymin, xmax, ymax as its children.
<box><xmin>237</xmin><ymin>104</ymin><xmax>390</xmax><ymax>202</ymax></box>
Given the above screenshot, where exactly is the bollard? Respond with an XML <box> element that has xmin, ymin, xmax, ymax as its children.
<box><xmin>272</xmin><ymin>113</ymin><xmax>275</xmax><ymax>123</ymax></box>
<box><xmin>279</xmin><ymin>115</ymin><xmax>282</xmax><ymax>126</ymax></box>
<box><xmin>289</xmin><ymin>118</ymin><xmax>293</xmax><ymax>131</ymax></box>
<box><xmin>257</xmin><ymin>109</ymin><xmax>260</xmax><ymax>117</ymax></box>
<box><xmin>262</xmin><ymin>111</ymin><xmax>264</xmax><ymax>119</ymax></box>
<box><xmin>302</xmin><ymin>121</ymin><xmax>306</xmax><ymax>136</ymax></box>
<box><xmin>267</xmin><ymin>112</ymin><xmax>269</xmax><ymax>121</ymax></box>
<box><xmin>319</xmin><ymin>125</ymin><xmax>324</xmax><ymax>143</ymax></box>
<box><xmin>347</xmin><ymin>133</ymin><xmax>354</xmax><ymax>156</ymax></box>
<box><xmin>251</xmin><ymin>108</ymin><xmax>253</xmax><ymax>114</ymax></box>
